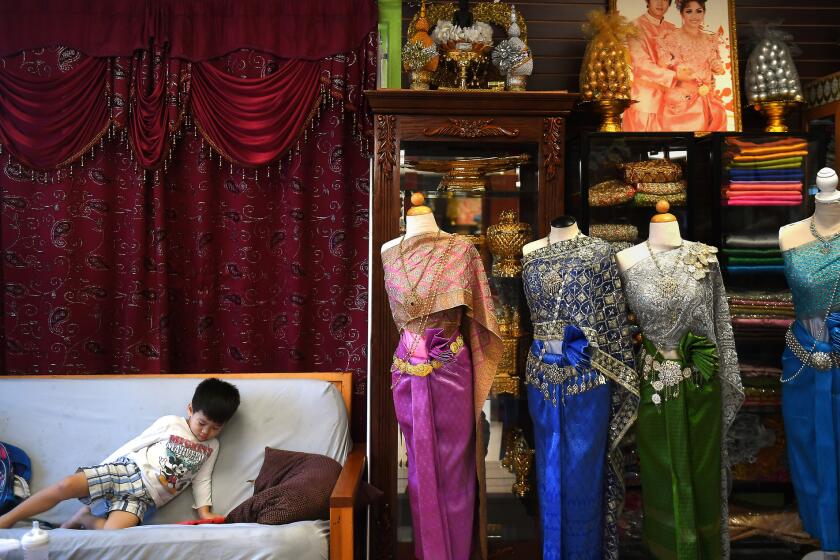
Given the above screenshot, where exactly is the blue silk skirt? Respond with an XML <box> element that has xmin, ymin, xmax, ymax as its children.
<box><xmin>782</xmin><ymin>316</ymin><xmax>840</xmax><ymax>551</ymax></box>
<box><xmin>527</xmin><ymin>343</ymin><xmax>611</xmax><ymax>560</ymax></box>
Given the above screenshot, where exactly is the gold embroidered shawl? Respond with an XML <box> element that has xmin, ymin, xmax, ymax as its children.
<box><xmin>383</xmin><ymin>233</ymin><xmax>503</xmax><ymax>418</ymax></box>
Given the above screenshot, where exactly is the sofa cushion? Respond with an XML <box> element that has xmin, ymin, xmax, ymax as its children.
<box><xmin>0</xmin><ymin>377</ymin><xmax>350</xmax><ymax>526</ymax></box>
<box><xmin>0</xmin><ymin>521</ymin><xmax>330</xmax><ymax>560</ymax></box>
<box><xmin>226</xmin><ymin>448</ymin><xmax>342</xmax><ymax>525</ymax></box>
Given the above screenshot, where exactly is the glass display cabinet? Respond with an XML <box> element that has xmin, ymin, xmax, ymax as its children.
<box><xmin>367</xmin><ymin>90</ymin><xmax>577</xmax><ymax>559</ymax></box>
<box><xmin>565</xmin><ymin>132</ymin><xmax>699</xmax><ymax>247</ymax></box>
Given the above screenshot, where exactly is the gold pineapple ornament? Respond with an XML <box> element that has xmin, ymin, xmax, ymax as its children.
<box><xmin>580</xmin><ymin>11</ymin><xmax>635</xmax><ymax>102</ymax></box>
<box><xmin>579</xmin><ymin>11</ymin><xmax>637</xmax><ymax>131</ymax></box>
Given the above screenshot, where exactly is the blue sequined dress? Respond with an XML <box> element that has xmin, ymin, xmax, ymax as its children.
<box><xmin>521</xmin><ymin>235</ymin><xmax>638</xmax><ymax>560</ymax></box>
<box><xmin>781</xmin><ymin>233</ymin><xmax>840</xmax><ymax>551</ymax></box>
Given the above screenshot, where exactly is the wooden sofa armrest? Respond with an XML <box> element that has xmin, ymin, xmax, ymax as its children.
<box><xmin>329</xmin><ymin>442</ymin><xmax>366</xmax><ymax>560</ymax></box>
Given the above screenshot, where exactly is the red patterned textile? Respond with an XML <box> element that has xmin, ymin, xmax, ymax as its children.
<box><xmin>0</xmin><ymin>41</ymin><xmax>374</xmax><ymax>437</ymax></box>
<box><xmin>0</xmin><ymin>0</ymin><xmax>377</xmax><ymax>62</ymax></box>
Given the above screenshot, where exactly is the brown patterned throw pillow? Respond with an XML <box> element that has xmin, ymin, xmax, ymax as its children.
<box><xmin>225</xmin><ymin>448</ymin><xmax>342</xmax><ymax>525</ymax></box>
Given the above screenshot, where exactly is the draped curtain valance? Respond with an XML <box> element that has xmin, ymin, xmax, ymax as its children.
<box><xmin>0</xmin><ymin>0</ymin><xmax>377</xmax><ymax>61</ymax></box>
<box><xmin>0</xmin><ymin>0</ymin><xmax>377</xmax><ymax>173</ymax></box>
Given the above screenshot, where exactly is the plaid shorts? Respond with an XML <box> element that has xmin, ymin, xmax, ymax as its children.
<box><xmin>78</xmin><ymin>457</ymin><xmax>155</xmax><ymax>521</ymax></box>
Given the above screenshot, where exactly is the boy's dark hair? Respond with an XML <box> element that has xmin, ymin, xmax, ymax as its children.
<box><xmin>192</xmin><ymin>378</ymin><xmax>240</xmax><ymax>423</ymax></box>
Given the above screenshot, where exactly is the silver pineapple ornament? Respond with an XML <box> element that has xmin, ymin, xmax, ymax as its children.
<box><xmin>745</xmin><ymin>26</ymin><xmax>803</xmax><ymax>104</ymax></box>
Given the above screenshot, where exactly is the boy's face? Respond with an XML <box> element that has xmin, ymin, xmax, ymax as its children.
<box><xmin>186</xmin><ymin>404</ymin><xmax>224</xmax><ymax>442</ymax></box>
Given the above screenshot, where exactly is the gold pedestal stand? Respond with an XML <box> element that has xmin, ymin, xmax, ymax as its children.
<box><xmin>753</xmin><ymin>100</ymin><xmax>802</xmax><ymax>133</ymax></box>
<box><xmin>444</xmin><ymin>50</ymin><xmax>485</xmax><ymax>90</ymax></box>
<box><xmin>584</xmin><ymin>98</ymin><xmax>635</xmax><ymax>132</ymax></box>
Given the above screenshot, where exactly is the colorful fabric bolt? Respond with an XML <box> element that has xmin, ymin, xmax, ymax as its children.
<box><xmin>723</xmin><ymin>197</ymin><xmax>802</xmax><ymax>206</ymax></box>
<box><xmin>732</xmin><ymin>148</ymin><xmax>807</xmax><ymax>161</ymax></box>
<box><xmin>726</xmin><ymin>264</ymin><xmax>787</xmax><ymax>274</ymax></box>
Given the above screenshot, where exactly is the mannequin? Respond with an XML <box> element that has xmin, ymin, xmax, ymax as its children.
<box><xmin>617</xmin><ymin>200</ymin><xmax>743</xmax><ymax>559</ymax></box>
<box><xmin>381</xmin><ymin>192</ymin><xmax>444</xmax><ymax>253</ymax></box>
<box><xmin>520</xmin><ymin>213</ymin><xmax>637</xmax><ymax>559</ymax></box>
<box><xmin>521</xmin><ymin>215</ymin><xmax>580</xmax><ymax>256</ymax></box>
<box><xmin>380</xmin><ymin>191</ymin><xmax>502</xmax><ymax>560</ymax></box>
<box><xmin>615</xmin><ymin>201</ymin><xmax>682</xmax><ymax>277</ymax></box>
<box><xmin>779</xmin><ymin>167</ymin><xmax>840</xmax><ymax>251</ymax></box>
<box><xmin>779</xmin><ymin>167</ymin><xmax>840</xmax><ymax>558</ymax></box>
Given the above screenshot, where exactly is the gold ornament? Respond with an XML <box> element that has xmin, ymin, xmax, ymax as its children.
<box><xmin>487</xmin><ymin>209</ymin><xmax>533</xmax><ymax>277</ymax></box>
<box><xmin>502</xmin><ymin>429</ymin><xmax>534</xmax><ymax>498</ymax></box>
<box><xmin>753</xmin><ymin>100</ymin><xmax>803</xmax><ymax>133</ymax></box>
<box><xmin>407</xmin><ymin>2</ymin><xmax>529</xmax><ymax>89</ymax></box>
<box><xmin>579</xmin><ymin>10</ymin><xmax>636</xmax><ymax>102</ymax></box>
<box><xmin>404</xmin><ymin>154</ymin><xmax>530</xmax><ymax>193</ymax></box>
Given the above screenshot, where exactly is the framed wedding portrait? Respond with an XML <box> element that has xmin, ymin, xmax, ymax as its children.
<box><xmin>610</xmin><ymin>0</ymin><xmax>741</xmax><ymax>132</ymax></box>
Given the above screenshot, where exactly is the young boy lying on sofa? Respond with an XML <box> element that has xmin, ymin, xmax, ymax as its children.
<box><xmin>0</xmin><ymin>378</ymin><xmax>240</xmax><ymax>530</ymax></box>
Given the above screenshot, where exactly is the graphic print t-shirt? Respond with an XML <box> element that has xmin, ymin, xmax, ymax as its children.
<box><xmin>101</xmin><ymin>415</ymin><xmax>219</xmax><ymax>508</ymax></box>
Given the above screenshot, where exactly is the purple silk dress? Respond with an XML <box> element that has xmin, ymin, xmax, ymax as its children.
<box><xmin>392</xmin><ymin>328</ymin><xmax>475</xmax><ymax>559</ymax></box>
<box><xmin>383</xmin><ymin>233</ymin><xmax>502</xmax><ymax>560</ymax></box>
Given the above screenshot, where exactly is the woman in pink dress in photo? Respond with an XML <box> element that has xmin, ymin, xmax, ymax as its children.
<box><xmin>658</xmin><ymin>0</ymin><xmax>727</xmax><ymax>131</ymax></box>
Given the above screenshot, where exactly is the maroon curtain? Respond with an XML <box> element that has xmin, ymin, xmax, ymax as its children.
<box><xmin>0</xmin><ymin>0</ymin><xmax>377</xmax><ymax>61</ymax></box>
<box><xmin>0</xmin><ymin>29</ymin><xmax>375</xmax><ymax>438</ymax></box>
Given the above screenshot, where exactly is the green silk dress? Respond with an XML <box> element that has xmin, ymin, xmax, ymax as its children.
<box><xmin>620</xmin><ymin>241</ymin><xmax>744</xmax><ymax>559</ymax></box>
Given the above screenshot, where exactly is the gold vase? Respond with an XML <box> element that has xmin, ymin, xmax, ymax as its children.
<box><xmin>487</xmin><ymin>210</ymin><xmax>532</xmax><ymax>278</ymax></box>
<box><xmin>409</xmin><ymin>70</ymin><xmax>433</xmax><ymax>90</ymax></box>
<box><xmin>508</xmin><ymin>430</ymin><xmax>534</xmax><ymax>498</ymax></box>
<box><xmin>506</xmin><ymin>74</ymin><xmax>527</xmax><ymax>91</ymax></box>
<box><xmin>753</xmin><ymin>100</ymin><xmax>802</xmax><ymax>133</ymax></box>
<box><xmin>585</xmin><ymin>98</ymin><xmax>635</xmax><ymax>132</ymax></box>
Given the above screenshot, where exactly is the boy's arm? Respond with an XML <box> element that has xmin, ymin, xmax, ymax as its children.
<box><xmin>100</xmin><ymin>416</ymin><xmax>173</xmax><ymax>464</ymax></box>
<box><xmin>190</xmin><ymin>441</ymin><xmax>219</xmax><ymax>517</ymax></box>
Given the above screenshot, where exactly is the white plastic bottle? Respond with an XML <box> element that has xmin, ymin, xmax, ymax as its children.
<box><xmin>20</xmin><ymin>521</ymin><xmax>48</xmax><ymax>560</ymax></box>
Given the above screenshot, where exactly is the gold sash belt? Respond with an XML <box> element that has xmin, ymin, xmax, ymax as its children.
<box><xmin>391</xmin><ymin>336</ymin><xmax>465</xmax><ymax>377</ymax></box>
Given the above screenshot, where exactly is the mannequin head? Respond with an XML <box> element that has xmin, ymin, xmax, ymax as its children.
<box><xmin>815</xmin><ymin>167</ymin><xmax>840</xmax><ymax>203</ymax></box>
<box><xmin>550</xmin><ymin>215</ymin><xmax>577</xmax><ymax>228</ymax></box>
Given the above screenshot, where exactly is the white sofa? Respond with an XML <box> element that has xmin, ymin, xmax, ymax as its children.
<box><xmin>0</xmin><ymin>374</ymin><xmax>364</xmax><ymax>560</ymax></box>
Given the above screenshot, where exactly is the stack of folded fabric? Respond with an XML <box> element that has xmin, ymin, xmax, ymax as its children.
<box><xmin>589</xmin><ymin>223</ymin><xmax>638</xmax><ymax>252</ymax></box>
<box><xmin>722</xmin><ymin>137</ymin><xmax>805</xmax><ymax>206</ymax></box>
<box><xmin>588</xmin><ymin>179</ymin><xmax>636</xmax><ymax>207</ymax></box>
<box><xmin>727</xmin><ymin>290</ymin><xmax>794</xmax><ymax>333</ymax></box>
<box><xmin>621</xmin><ymin>160</ymin><xmax>687</xmax><ymax>207</ymax></box>
<box><xmin>723</xmin><ymin>233</ymin><xmax>784</xmax><ymax>275</ymax></box>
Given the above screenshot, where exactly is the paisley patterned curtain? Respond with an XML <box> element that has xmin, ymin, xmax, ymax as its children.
<box><xmin>0</xmin><ymin>9</ymin><xmax>376</xmax><ymax>437</ymax></box>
